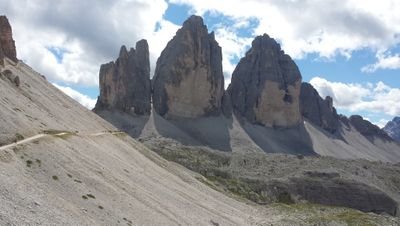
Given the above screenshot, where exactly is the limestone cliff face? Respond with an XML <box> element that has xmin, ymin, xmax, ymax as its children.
<box><xmin>94</xmin><ymin>40</ymin><xmax>151</xmax><ymax>115</ymax></box>
<box><xmin>384</xmin><ymin>117</ymin><xmax>400</xmax><ymax>142</ymax></box>
<box><xmin>0</xmin><ymin>16</ymin><xmax>17</xmax><ymax>63</ymax></box>
<box><xmin>227</xmin><ymin>34</ymin><xmax>302</xmax><ymax>128</ymax></box>
<box><xmin>300</xmin><ymin>82</ymin><xmax>339</xmax><ymax>133</ymax></box>
<box><xmin>349</xmin><ymin>115</ymin><xmax>392</xmax><ymax>140</ymax></box>
<box><xmin>152</xmin><ymin>15</ymin><xmax>224</xmax><ymax>118</ymax></box>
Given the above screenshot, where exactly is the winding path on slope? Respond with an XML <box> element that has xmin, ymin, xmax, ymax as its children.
<box><xmin>0</xmin><ymin>131</ymin><xmax>125</xmax><ymax>151</ymax></box>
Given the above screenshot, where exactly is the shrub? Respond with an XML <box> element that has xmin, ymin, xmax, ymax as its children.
<box><xmin>14</xmin><ymin>76</ymin><xmax>20</xmax><ymax>87</ymax></box>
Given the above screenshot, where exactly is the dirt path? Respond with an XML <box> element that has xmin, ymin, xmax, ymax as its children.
<box><xmin>0</xmin><ymin>134</ymin><xmax>48</xmax><ymax>151</ymax></box>
<box><xmin>0</xmin><ymin>131</ymin><xmax>123</xmax><ymax>151</ymax></box>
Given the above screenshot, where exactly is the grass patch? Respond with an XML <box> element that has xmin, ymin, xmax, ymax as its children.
<box><xmin>123</xmin><ymin>217</ymin><xmax>133</xmax><ymax>226</ymax></box>
<box><xmin>82</xmin><ymin>195</ymin><xmax>88</xmax><ymax>200</ymax></box>
<box><xmin>150</xmin><ymin>145</ymin><xmax>269</xmax><ymax>204</ymax></box>
<box><xmin>277</xmin><ymin>191</ymin><xmax>294</xmax><ymax>204</ymax></box>
<box><xmin>43</xmin><ymin>129</ymin><xmax>76</xmax><ymax>139</ymax></box>
<box><xmin>14</xmin><ymin>133</ymin><xmax>24</xmax><ymax>142</ymax></box>
<box><xmin>26</xmin><ymin>160</ymin><xmax>33</xmax><ymax>167</ymax></box>
<box><xmin>273</xmin><ymin>203</ymin><xmax>380</xmax><ymax>226</ymax></box>
<box><xmin>52</xmin><ymin>175</ymin><xmax>58</xmax><ymax>180</ymax></box>
<box><xmin>86</xmin><ymin>194</ymin><xmax>96</xmax><ymax>199</ymax></box>
<box><xmin>112</xmin><ymin>132</ymin><xmax>127</xmax><ymax>138</ymax></box>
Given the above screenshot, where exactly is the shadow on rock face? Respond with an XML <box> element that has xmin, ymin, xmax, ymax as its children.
<box><xmin>94</xmin><ymin>110</ymin><xmax>149</xmax><ymax>138</ymax></box>
<box><xmin>238</xmin><ymin>116</ymin><xmax>315</xmax><ymax>156</ymax></box>
<box><xmin>152</xmin><ymin>113</ymin><xmax>233</xmax><ymax>152</ymax></box>
<box><xmin>267</xmin><ymin>175</ymin><xmax>399</xmax><ymax>216</ymax></box>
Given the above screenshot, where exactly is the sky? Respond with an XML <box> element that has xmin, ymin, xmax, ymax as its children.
<box><xmin>1</xmin><ymin>0</ymin><xmax>400</xmax><ymax>127</ymax></box>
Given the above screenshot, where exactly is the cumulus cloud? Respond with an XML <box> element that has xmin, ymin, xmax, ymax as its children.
<box><xmin>213</xmin><ymin>25</ymin><xmax>253</xmax><ymax>87</ymax></box>
<box><xmin>1</xmin><ymin>0</ymin><xmax>174</xmax><ymax>87</ymax></box>
<box><xmin>310</xmin><ymin>77</ymin><xmax>400</xmax><ymax>116</ymax></box>
<box><xmin>170</xmin><ymin>0</ymin><xmax>400</xmax><ymax>68</ymax></box>
<box><xmin>362</xmin><ymin>52</ymin><xmax>400</xmax><ymax>72</ymax></box>
<box><xmin>53</xmin><ymin>83</ymin><xmax>97</xmax><ymax>109</ymax></box>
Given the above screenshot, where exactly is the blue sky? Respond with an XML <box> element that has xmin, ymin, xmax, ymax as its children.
<box><xmin>2</xmin><ymin>0</ymin><xmax>400</xmax><ymax>127</ymax></box>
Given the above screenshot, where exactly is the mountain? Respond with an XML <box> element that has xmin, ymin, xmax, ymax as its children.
<box><xmin>95</xmin><ymin>15</ymin><xmax>400</xmax><ymax>219</ymax></box>
<box><xmin>228</xmin><ymin>33</ymin><xmax>302</xmax><ymax>128</ymax></box>
<box><xmin>0</xmin><ymin>16</ymin><xmax>281</xmax><ymax>225</ymax></box>
<box><xmin>2</xmin><ymin>14</ymin><xmax>400</xmax><ymax>224</ymax></box>
<box><xmin>384</xmin><ymin>117</ymin><xmax>400</xmax><ymax>142</ymax></box>
<box><xmin>152</xmin><ymin>15</ymin><xmax>225</xmax><ymax>118</ymax></box>
<box><xmin>0</xmin><ymin>16</ymin><xmax>17</xmax><ymax>63</ymax></box>
<box><xmin>94</xmin><ymin>40</ymin><xmax>151</xmax><ymax>115</ymax></box>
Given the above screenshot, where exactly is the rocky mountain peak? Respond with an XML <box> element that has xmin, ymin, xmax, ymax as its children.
<box><xmin>349</xmin><ymin>115</ymin><xmax>391</xmax><ymax>140</ymax></box>
<box><xmin>119</xmin><ymin>45</ymin><xmax>129</xmax><ymax>58</ymax></box>
<box><xmin>94</xmin><ymin>39</ymin><xmax>151</xmax><ymax>115</ymax></box>
<box><xmin>227</xmin><ymin>33</ymin><xmax>302</xmax><ymax>128</ymax></box>
<box><xmin>393</xmin><ymin>117</ymin><xmax>400</xmax><ymax>123</ymax></box>
<box><xmin>383</xmin><ymin>117</ymin><xmax>400</xmax><ymax>142</ymax></box>
<box><xmin>152</xmin><ymin>15</ymin><xmax>224</xmax><ymax>118</ymax></box>
<box><xmin>300</xmin><ymin>82</ymin><xmax>339</xmax><ymax>133</ymax></box>
<box><xmin>0</xmin><ymin>16</ymin><xmax>17</xmax><ymax>63</ymax></box>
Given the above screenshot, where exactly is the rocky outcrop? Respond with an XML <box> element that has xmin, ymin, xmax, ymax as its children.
<box><xmin>94</xmin><ymin>40</ymin><xmax>151</xmax><ymax>115</ymax></box>
<box><xmin>266</xmin><ymin>172</ymin><xmax>398</xmax><ymax>216</ymax></box>
<box><xmin>152</xmin><ymin>15</ymin><xmax>224</xmax><ymax>118</ymax></box>
<box><xmin>300</xmin><ymin>82</ymin><xmax>339</xmax><ymax>133</ymax></box>
<box><xmin>0</xmin><ymin>16</ymin><xmax>17</xmax><ymax>63</ymax></box>
<box><xmin>384</xmin><ymin>117</ymin><xmax>400</xmax><ymax>142</ymax></box>
<box><xmin>227</xmin><ymin>34</ymin><xmax>302</xmax><ymax>128</ymax></box>
<box><xmin>349</xmin><ymin>115</ymin><xmax>392</xmax><ymax>140</ymax></box>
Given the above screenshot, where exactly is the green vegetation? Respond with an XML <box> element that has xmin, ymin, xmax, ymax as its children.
<box><xmin>112</xmin><ymin>132</ymin><xmax>127</xmax><ymax>138</ymax></box>
<box><xmin>151</xmin><ymin>145</ymin><xmax>269</xmax><ymax>203</ymax></box>
<box><xmin>122</xmin><ymin>217</ymin><xmax>133</xmax><ymax>226</ymax></box>
<box><xmin>274</xmin><ymin>203</ymin><xmax>384</xmax><ymax>226</ymax></box>
<box><xmin>14</xmin><ymin>133</ymin><xmax>24</xmax><ymax>142</ymax></box>
<box><xmin>52</xmin><ymin>175</ymin><xmax>58</xmax><ymax>180</ymax></box>
<box><xmin>277</xmin><ymin>191</ymin><xmax>294</xmax><ymax>204</ymax></box>
<box><xmin>82</xmin><ymin>195</ymin><xmax>88</xmax><ymax>200</ymax></box>
<box><xmin>98</xmin><ymin>205</ymin><xmax>104</xmax><ymax>210</ymax></box>
<box><xmin>43</xmin><ymin>129</ymin><xmax>76</xmax><ymax>139</ymax></box>
<box><xmin>26</xmin><ymin>160</ymin><xmax>33</xmax><ymax>167</ymax></box>
<box><xmin>74</xmin><ymin>179</ymin><xmax>82</xmax><ymax>183</ymax></box>
<box><xmin>86</xmin><ymin>194</ymin><xmax>96</xmax><ymax>199</ymax></box>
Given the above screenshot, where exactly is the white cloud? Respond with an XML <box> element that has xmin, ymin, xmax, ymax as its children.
<box><xmin>53</xmin><ymin>83</ymin><xmax>97</xmax><ymax>109</ymax></box>
<box><xmin>310</xmin><ymin>77</ymin><xmax>400</xmax><ymax>116</ymax></box>
<box><xmin>170</xmin><ymin>0</ymin><xmax>400</xmax><ymax>69</ymax></box>
<box><xmin>213</xmin><ymin>26</ymin><xmax>253</xmax><ymax>87</ymax></box>
<box><xmin>362</xmin><ymin>52</ymin><xmax>400</xmax><ymax>73</ymax></box>
<box><xmin>147</xmin><ymin>19</ymin><xmax>181</xmax><ymax>76</ymax></box>
<box><xmin>1</xmin><ymin>0</ymin><xmax>172</xmax><ymax>87</ymax></box>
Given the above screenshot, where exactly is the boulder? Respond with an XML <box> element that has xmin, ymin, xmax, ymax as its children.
<box><xmin>94</xmin><ymin>40</ymin><xmax>151</xmax><ymax>115</ymax></box>
<box><xmin>227</xmin><ymin>34</ymin><xmax>302</xmax><ymax>128</ymax></box>
<box><xmin>300</xmin><ymin>82</ymin><xmax>339</xmax><ymax>133</ymax></box>
<box><xmin>0</xmin><ymin>16</ymin><xmax>17</xmax><ymax>63</ymax></box>
<box><xmin>152</xmin><ymin>15</ymin><xmax>224</xmax><ymax>118</ymax></box>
